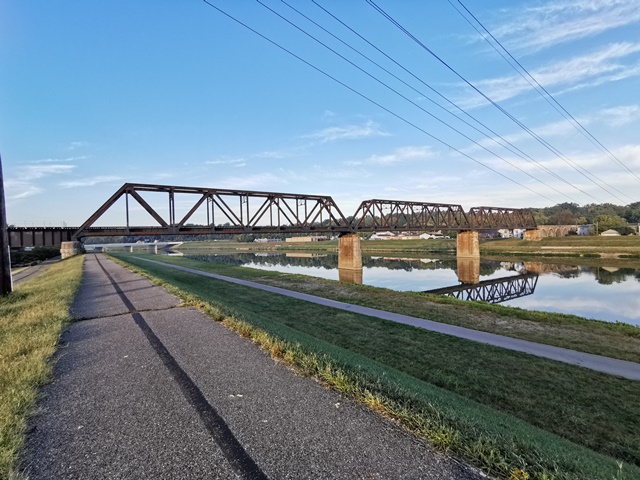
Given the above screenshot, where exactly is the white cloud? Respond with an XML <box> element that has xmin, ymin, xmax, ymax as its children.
<box><xmin>465</xmin><ymin>42</ymin><xmax>640</xmax><ymax>107</ymax></box>
<box><xmin>29</xmin><ymin>156</ymin><xmax>88</xmax><ymax>164</ymax></box>
<box><xmin>598</xmin><ymin>105</ymin><xmax>640</xmax><ymax>126</ymax></box>
<box><xmin>215</xmin><ymin>173</ymin><xmax>283</xmax><ymax>190</ymax></box>
<box><xmin>3</xmin><ymin>180</ymin><xmax>43</xmax><ymax>201</ymax></box>
<box><xmin>493</xmin><ymin>0</ymin><xmax>640</xmax><ymax>53</ymax></box>
<box><xmin>18</xmin><ymin>164</ymin><xmax>76</xmax><ymax>180</ymax></box>
<box><xmin>306</xmin><ymin>121</ymin><xmax>388</xmax><ymax>143</ymax></box>
<box><xmin>67</xmin><ymin>141</ymin><xmax>89</xmax><ymax>151</ymax></box>
<box><xmin>366</xmin><ymin>146</ymin><xmax>435</xmax><ymax>165</ymax></box>
<box><xmin>59</xmin><ymin>176</ymin><xmax>122</xmax><ymax>189</ymax></box>
<box><xmin>206</xmin><ymin>158</ymin><xmax>247</xmax><ymax>167</ymax></box>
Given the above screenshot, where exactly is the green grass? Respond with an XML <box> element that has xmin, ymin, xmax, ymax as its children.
<box><xmin>0</xmin><ymin>255</ymin><xmax>84</xmax><ymax>478</ymax></box>
<box><xmin>120</xmin><ymin>253</ymin><xmax>640</xmax><ymax>363</ymax></box>
<box><xmin>482</xmin><ymin>236</ymin><xmax>640</xmax><ymax>256</ymax></box>
<box><xmin>112</xmin><ymin>253</ymin><xmax>640</xmax><ymax>480</ymax></box>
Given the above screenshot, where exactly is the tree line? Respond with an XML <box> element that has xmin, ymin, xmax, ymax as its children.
<box><xmin>530</xmin><ymin>201</ymin><xmax>640</xmax><ymax>234</ymax></box>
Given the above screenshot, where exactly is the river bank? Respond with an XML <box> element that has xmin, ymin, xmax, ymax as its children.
<box><xmin>111</xmin><ymin>252</ymin><xmax>640</xmax><ymax>480</ymax></box>
<box><xmin>176</xmin><ymin>235</ymin><xmax>640</xmax><ymax>259</ymax></box>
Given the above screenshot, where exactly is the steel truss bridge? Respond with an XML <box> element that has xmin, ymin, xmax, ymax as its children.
<box><xmin>424</xmin><ymin>273</ymin><xmax>539</xmax><ymax>304</ymax></box>
<box><xmin>8</xmin><ymin>183</ymin><xmax>537</xmax><ymax>247</ymax></box>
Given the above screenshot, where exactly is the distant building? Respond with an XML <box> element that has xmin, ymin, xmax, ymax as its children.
<box><xmin>285</xmin><ymin>236</ymin><xmax>328</xmax><ymax>243</ymax></box>
<box><xmin>600</xmin><ymin>229</ymin><xmax>621</xmax><ymax>236</ymax></box>
<box><xmin>369</xmin><ymin>231</ymin><xmax>396</xmax><ymax>240</ymax></box>
<box><xmin>577</xmin><ymin>225</ymin><xmax>592</xmax><ymax>236</ymax></box>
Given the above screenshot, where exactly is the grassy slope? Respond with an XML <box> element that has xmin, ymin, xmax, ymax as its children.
<box><xmin>482</xmin><ymin>236</ymin><xmax>640</xmax><ymax>256</ymax></box>
<box><xmin>130</xmin><ymin>253</ymin><xmax>640</xmax><ymax>363</ymax></box>
<box><xmin>0</xmin><ymin>255</ymin><xmax>84</xmax><ymax>478</ymax></box>
<box><xmin>113</xmin><ymin>253</ymin><xmax>640</xmax><ymax>480</ymax></box>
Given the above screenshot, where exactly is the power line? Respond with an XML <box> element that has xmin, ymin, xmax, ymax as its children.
<box><xmin>366</xmin><ymin>0</ymin><xmax>631</xmax><ymax>204</ymax></box>
<box><xmin>452</xmin><ymin>0</ymin><xmax>640</xmax><ymax>186</ymax></box>
<box><xmin>200</xmin><ymin>0</ymin><xmax>555</xmax><ymax>203</ymax></box>
<box><xmin>306</xmin><ymin>0</ymin><xmax>601</xmax><ymax>202</ymax></box>
<box><xmin>277</xmin><ymin>0</ymin><xmax>579</xmax><ymax>203</ymax></box>
<box><xmin>262</xmin><ymin>0</ymin><xmax>569</xmax><ymax>202</ymax></box>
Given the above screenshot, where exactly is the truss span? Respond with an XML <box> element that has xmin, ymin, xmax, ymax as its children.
<box><xmin>73</xmin><ymin>183</ymin><xmax>352</xmax><ymax>239</ymax></box>
<box><xmin>11</xmin><ymin>184</ymin><xmax>536</xmax><ymax>242</ymax></box>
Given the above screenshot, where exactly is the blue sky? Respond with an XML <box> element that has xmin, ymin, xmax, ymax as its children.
<box><xmin>2</xmin><ymin>0</ymin><xmax>640</xmax><ymax>227</ymax></box>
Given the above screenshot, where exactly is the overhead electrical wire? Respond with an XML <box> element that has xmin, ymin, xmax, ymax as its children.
<box><xmin>451</xmin><ymin>0</ymin><xmax>640</xmax><ymax>186</ymax></box>
<box><xmin>306</xmin><ymin>0</ymin><xmax>601</xmax><ymax>203</ymax></box>
<box><xmin>262</xmin><ymin>0</ymin><xmax>572</xmax><ymax>202</ymax></box>
<box><xmin>200</xmin><ymin>0</ymin><xmax>556</xmax><ymax>203</ymax></box>
<box><xmin>366</xmin><ymin>0</ymin><xmax>630</xmax><ymax>204</ymax></box>
<box><xmin>276</xmin><ymin>0</ymin><xmax>577</xmax><ymax>203</ymax></box>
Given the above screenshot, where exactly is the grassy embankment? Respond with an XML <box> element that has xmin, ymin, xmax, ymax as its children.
<box><xmin>481</xmin><ymin>236</ymin><xmax>640</xmax><ymax>258</ymax></box>
<box><xmin>141</xmin><ymin>251</ymin><xmax>640</xmax><ymax>362</ymax></box>
<box><xmin>112</xmin><ymin>252</ymin><xmax>640</xmax><ymax>480</ymax></box>
<box><xmin>0</xmin><ymin>256</ymin><xmax>84</xmax><ymax>478</ymax></box>
<box><xmin>178</xmin><ymin>236</ymin><xmax>640</xmax><ymax>258</ymax></box>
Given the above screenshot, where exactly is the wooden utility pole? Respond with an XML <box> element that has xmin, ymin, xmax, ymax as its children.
<box><xmin>0</xmin><ymin>153</ymin><xmax>12</xmax><ymax>295</ymax></box>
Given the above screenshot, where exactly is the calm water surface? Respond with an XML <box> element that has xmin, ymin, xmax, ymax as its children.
<box><xmin>183</xmin><ymin>252</ymin><xmax>640</xmax><ymax>326</ymax></box>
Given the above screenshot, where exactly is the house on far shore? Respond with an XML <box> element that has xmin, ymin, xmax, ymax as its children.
<box><xmin>285</xmin><ymin>236</ymin><xmax>329</xmax><ymax>243</ymax></box>
<box><xmin>369</xmin><ymin>231</ymin><xmax>396</xmax><ymax>240</ymax></box>
<box><xmin>600</xmin><ymin>229</ymin><xmax>621</xmax><ymax>236</ymax></box>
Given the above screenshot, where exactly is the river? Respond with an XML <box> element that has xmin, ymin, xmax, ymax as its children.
<box><xmin>179</xmin><ymin>251</ymin><xmax>640</xmax><ymax>326</ymax></box>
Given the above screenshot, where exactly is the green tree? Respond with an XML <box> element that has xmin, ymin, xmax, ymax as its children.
<box><xmin>547</xmin><ymin>209</ymin><xmax>577</xmax><ymax>225</ymax></box>
<box><xmin>594</xmin><ymin>214</ymin><xmax>629</xmax><ymax>234</ymax></box>
<box><xmin>623</xmin><ymin>202</ymin><xmax>640</xmax><ymax>224</ymax></box>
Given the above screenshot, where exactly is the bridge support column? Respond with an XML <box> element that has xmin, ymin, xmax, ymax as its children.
<box><xmin>61</xmin><ymin>241</ymin><xmax>85</xmax><ymax>259</ymax></box>
<box><xmin>338</xmin><ymin>268</ymin><xmax>363</xmax><ymax>284</ymax></box>
<box><xmin>456</xmin><ymin>231</ymin><xmax>479</xmax><ymax>258</ymax></box>
<box><xmin>338</xmin><ymin>233</ymin><xmax>363</xmax><ymax>283</ymax></box>
<box><xmin>457</xmin><ymin>257</ymin><xmax>480</xmax><ymax>285</ymax></box>
<box><xmin>524</xmin><ymin>229</ymin><xmax>541</xmax><ymax>241</ymax></box>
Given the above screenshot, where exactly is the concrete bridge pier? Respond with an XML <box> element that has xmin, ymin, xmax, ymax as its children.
<box><xmin>61</xmin><ymin>241</ymin><xmax>85</xmax><ymax>259</ymax></box>
<box><xmin>456</xmin><ymin>231</ymin><xmax>479</xmax><ymax>258</ymax></box>
<box><xmin>338</xmin><ymin>233</ymin><xmax>363</xmax><ymax>283</ymax></box>
<box><xmin>457</xmin><ymin>257</ymin><xmax>480</xmax><ymax>285</ymax></box>
<box><xmin>338</xmin><ymin>268</ymin><xmax>363</xmax><ymax>284</ymax></box>
<box><xmin>456</xmin><ymin>231</ymin><xmax>480</xmax><ymax>284</ymax></box>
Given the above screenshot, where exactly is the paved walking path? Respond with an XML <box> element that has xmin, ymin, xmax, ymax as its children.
<box><xmin>136</xmin><ymin>257</ymin><xmax>640</xmax><ymax>381</ymax></box>
<box><xmin>22</xmin><ymin>254</ymin><xmax>480</xmax><ymax>480</ymax></box>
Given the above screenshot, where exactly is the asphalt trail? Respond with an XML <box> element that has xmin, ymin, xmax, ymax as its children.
<box><xmin>94</xmin><ymin>255</ymin><xmax>267</xmax><ymax>479</ymax></box>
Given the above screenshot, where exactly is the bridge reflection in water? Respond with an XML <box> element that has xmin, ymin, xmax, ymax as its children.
<box><xmin>424</xmin><ymin>273</ymin><xmax>539</xmax><ymax>304</ymax></box>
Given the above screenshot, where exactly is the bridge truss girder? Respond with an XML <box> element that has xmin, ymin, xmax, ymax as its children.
<box><xmin>350</xmin><ymin>199</ymin><xmax>471</xmax><ymax>231</ymax></box>
<box><xmin>73</xmin><ymin>183</ymin><xmax>352</xmax><ymax>239</ymax></box>
<box><xmin>468</xmin><ymin>207</ymin><xmax>537</xmax><ymax>230</ymax></box>
<box><xmin>350</xmin><ymin>200</ymin><xmax>536</xmax><ymax>231</ymax></box>
<box><xmin>70</xmin><ymin>184</ymin><xmax>538</xmax><ymax>240</ymax></box>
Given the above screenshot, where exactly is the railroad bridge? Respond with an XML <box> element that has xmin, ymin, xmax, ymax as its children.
<box><xmin>8</xmin><ymin>183</ymin><xmax>539</xmax><ymax>284</ymax></box>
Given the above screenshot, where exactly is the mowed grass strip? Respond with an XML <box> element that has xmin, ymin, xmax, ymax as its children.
<box><xmin>113</xmin><ymin>253</ymin><xmax>640</xmax><ymax>480</ymax></box>
<box><xmin>135</xmin><ymin>253</ymin><xmax>640</xmax><ymax>363</ymax></box>
<box><xmin>0</xmin><ymin>255</ymin><xmax>84</xmax><ymax>478</ymax></box>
